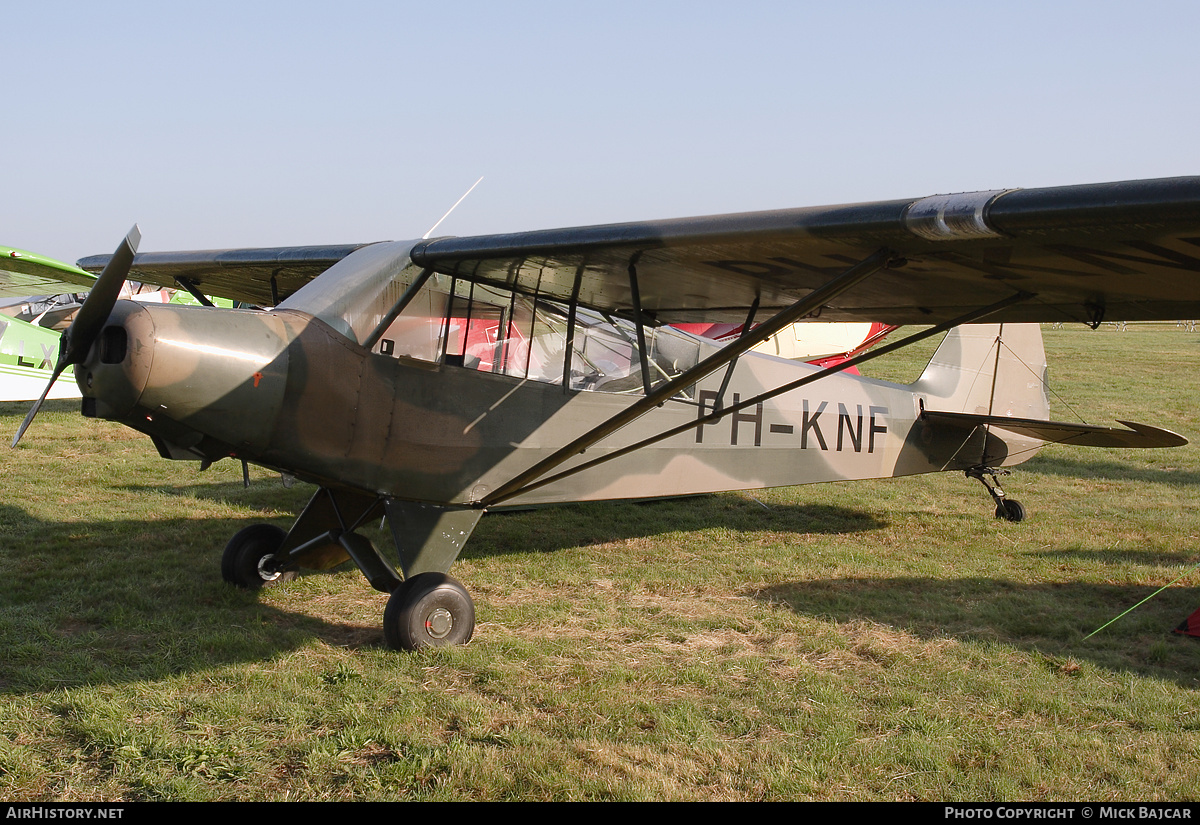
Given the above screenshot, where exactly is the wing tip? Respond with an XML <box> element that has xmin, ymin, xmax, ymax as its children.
<box><xmin>1116</xmin><ymin>420</ymin><xmax>1189</xmax><ymax>448</ymax></box>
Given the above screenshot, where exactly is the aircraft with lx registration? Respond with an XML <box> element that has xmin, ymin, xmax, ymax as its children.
<box><xmin>11</xmin><ymin>176</ymin><xmax>1200</xmax><ymax>650</ymax></box>
<box><xmin>0</xmin><ymin>246</ymin><xmax>237</xmax><ymax>402</ymax></box>
<box><xmin>0</xmin><ymin>246</ymin><xmax>96</xmax><ymax>401</ymax></box>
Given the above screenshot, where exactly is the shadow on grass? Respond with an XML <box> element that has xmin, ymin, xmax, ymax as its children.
<box><xmin>0</xmin><ymin>501</ymin><xmax>386</xmax><ymax>695</ymax></box>
<box><xmin>1030</xmin><ymin>547</ymin><xmax>1200</xmax><ymax>566</ymax></box>
<box><xmin>114</xmin><ymin>485</ymin><xmax>890</xmax><ymax>556</ymax></box>
<box><xmin>0</xmin><ymin>495</ymin><xmax>887</xmax><ymax>695</ymax></box>
<box><xmin>755</xmin><ymin>576</ymin><xmax>1200</xmax><ymax>687</ymax></box>
<box><xmin>4</xmin><ymin>489</ymin><xmax>1198</xmax><ymax>692</ymax></box>
<box><xmin>467</xmin><ymin>495</ymin><xmax>887</xmax><ymax>558</ymax></box>
<box><xmin>1020</xmin><ymin>453</ymin><xmax>1200</xmax><ymax>486</ymax></box>
<box><xmin>0</xmin><ymin>399</ymin><xmax>77</xmax><ymax>416</ymax></box>
<box><xmin>118</xmin><ymin>478</ymin><xmax>316</xmax><ymax>515</ymax></box>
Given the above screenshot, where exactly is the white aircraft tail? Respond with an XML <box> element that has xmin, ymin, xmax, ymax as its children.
<box><xmin>906</xmin><ymin>323</ymin><xmax>1050</xmax><ymax>469</ymax></box>
<box><xmin>911</xmin><ymin>323</ymin><xmax>1049</xmax><ymax>420</ymax></box>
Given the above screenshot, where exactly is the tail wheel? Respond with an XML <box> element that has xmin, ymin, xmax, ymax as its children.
<box><xmin>221</xmin><ymin>524</ymin><xmax>297</xmax><ymax>589</ymax></box>
<box><xmin>995</xmin><ymin>499</ymin><xmax>1027</xmax><ymax>523</ymax></box>
<box><xmin>383</xmin><ymin>573</ymin><xmax>475</xmax><ymax>651</ymax></box>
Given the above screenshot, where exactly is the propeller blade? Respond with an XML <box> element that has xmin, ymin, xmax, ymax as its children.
<box><xmin>59</xmin><ymin>225</ymin><xmax>140</xmax><ymax>368</ymax></box>
<box><xmin>11</xmin><ymin>363</ymin><xmax>69</xmax><ymax>448</ymax></box>
<box><xmin>11</xmin><ymin>225</ymin><xmax>140</xmax><ymax>448</ymax></box>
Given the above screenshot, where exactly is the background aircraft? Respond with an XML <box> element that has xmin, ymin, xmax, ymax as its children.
<box><xmin>0</xmin><ymin>247</ymin><xmax>95</xmax><ymax>401</ymax></box>
<box><xmin>678</xmin><ymin>321</ymin><xmax>896</xmax><ymax>373</ymax></box>
<box><xmin>11</xmin><ymin>176</ymin><xmax>1200</xmax><ymax>651</ymax></box>
<box><xmin>0</xmin><ymin>313</ymin><xmax>80</xmax><ymax>402</ymax></box>
<box><xmin>0</xmin><ymin>246</ymin><xmax>235</xmax><ymax>402</ymax></box>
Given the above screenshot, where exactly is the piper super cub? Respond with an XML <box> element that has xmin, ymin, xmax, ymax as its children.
<box><xmin>12</xmin><ymin>176</ymin><xmax>1200</xmax><ymax>650</ymax></box>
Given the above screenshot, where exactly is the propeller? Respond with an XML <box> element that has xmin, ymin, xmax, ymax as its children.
<box><xmin>12</xmin><ymin>225</ymin><xmax>141</xmax><ymax>447</ymax></box>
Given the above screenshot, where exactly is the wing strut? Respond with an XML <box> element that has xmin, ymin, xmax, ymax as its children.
<box><xmin>174</xmin><ymin>276</ymin><xmax>214</xmax><ymax>307</ymax></box>
<box><xmin>716</xmin><ymin>296</ymin><xmax>761</xmax><ymax>405</ymax></box>
<box><xmin>561</xmin><ymin>262</ymin><xmax>586</xmax><ymax>392</ymax></box>
<box><xmin>479</xmin><ymin>248</ymin><xmax>898</xmax><ymax>507</ymax></box>
<box><xmin>486</xmin><ymin>290</ymin><xmax>1034</xmax><ymax>506</ymax></box>
<box><xmin>628</xmin><ymin>257</ymin><xmax>653</xmax><ymax>395</ymax></box>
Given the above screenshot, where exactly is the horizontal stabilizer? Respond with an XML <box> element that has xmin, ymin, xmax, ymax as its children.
<box><xmin>922</xmin><ymin>411</ymin><xmax>1188</xmax><ymax>449</ymax></box>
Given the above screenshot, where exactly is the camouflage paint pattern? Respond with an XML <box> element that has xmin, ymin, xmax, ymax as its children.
<box><xmin>75</xmin><ymin>244</ymin><xmax>1053</xmax><ymax>512</ymax></box>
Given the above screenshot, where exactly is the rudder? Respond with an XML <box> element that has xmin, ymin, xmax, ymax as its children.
<box><xmin>909</xmin><ymin>323</ymin><xmax>1049</xmax><ymax>468</ymax></box>
<box><xmin>911</xmin><ymin>323</ymin><xmax>1049</xmax><ymax>420</ymax></box>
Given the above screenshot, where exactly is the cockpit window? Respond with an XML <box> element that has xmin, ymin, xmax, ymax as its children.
<box><xmin>369</xmin><ymin>272</ymin><xmax>701</xmax><ymax>398</ymax></box>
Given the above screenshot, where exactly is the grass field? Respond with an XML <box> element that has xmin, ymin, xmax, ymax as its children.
<box><xmin>1</xmin><ymin>323</ymin><xmax>1199</xmax><ymax>800</ymax></box>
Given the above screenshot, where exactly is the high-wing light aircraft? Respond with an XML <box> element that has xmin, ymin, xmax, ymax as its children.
<box><xmin>0</xmin><ymin>247</ymin><xmax>95</xmax><ymax>401</ymax></box>
<box><xmin>12</xmin><ymin>176</ymin><xmax>1200</xmax><ymax>650</ymax></box>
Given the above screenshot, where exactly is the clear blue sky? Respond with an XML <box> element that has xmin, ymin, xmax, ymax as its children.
<box><xmin>5</xmin><ymin>0</ymin><xmax>1198</xmax><ymax>263</ymax></box>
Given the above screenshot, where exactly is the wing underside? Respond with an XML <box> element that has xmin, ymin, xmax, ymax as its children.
<box><xmin>77</xmin><ymin>244</ymin><xmax>372</xmax><ymax>307</ymax></box>
<box><xmin>0</xmin><ymin>246</ymin><xmax>95</xmax><ymax>299</ymax></box>
<box><xmin>407</xmin><ymin>177</ymin><xmax>1200</xmax><ymax>325</ymax></box>
<box><xmin>75</xmin><ymin>176</ymin><xmax>1200</xmax><ymax>324</ymax></box>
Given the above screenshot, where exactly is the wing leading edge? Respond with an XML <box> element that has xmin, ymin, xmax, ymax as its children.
<box><xmin>77</xmin><ymin>177</ymin><xmax>1200</xmax><ymax>323</ymax></box>
<box><xmin>77</xmin><ymin>243</ymin><xmax>374</xmax><ymax>306</ymax></box>
<box><xmin>0</xmin><ymin>246</ymin><xmax>95</xmax><ymax>299</ymax></box>
<box><xmin>409</xmin><ymin>176</ymin><xmax>1200</xmax><ymax>325</ymax></box>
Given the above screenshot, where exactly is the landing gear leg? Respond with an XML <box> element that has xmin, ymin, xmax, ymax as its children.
<box><xmin>966</xmin><ymin>466</ymin><xmax>1027</xmax><ymax>523</ymax></box>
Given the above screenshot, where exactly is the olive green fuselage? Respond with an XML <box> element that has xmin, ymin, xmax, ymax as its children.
<box><xmin>78</xmin><ymin>299</ymin><xmax>1038</xmax><ymax>508</ymax></box>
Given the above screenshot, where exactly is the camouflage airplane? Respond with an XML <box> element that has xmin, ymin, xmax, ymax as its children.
<box><xmin>12</xmin><ymin>176</ymin><xmax>1200</xmax><ymax>650</ymax></box>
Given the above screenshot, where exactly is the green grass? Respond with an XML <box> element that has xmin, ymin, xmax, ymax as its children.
<box><xmin>1</xmin><ymin>323</ymin><xmax>1199</xmax><ymax>800</ymax></box>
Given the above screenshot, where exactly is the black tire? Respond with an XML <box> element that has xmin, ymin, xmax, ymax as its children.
<box><xmin>995</xmin><ymin>499</ymin><xmax>1027</xmax><ymax>523</ymax></box>
<box><xmin>383</xmin><ymin>573</ymin><xmax>475</xmax><ymax>651</ymax></box>
<box><xmin>221</xmin><ymin>524</ymin><xmax>297</xmax><ymax>589</ymax></box>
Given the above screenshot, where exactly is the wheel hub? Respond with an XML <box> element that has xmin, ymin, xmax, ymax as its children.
<box><xmin>425</xmin><ymin>607</ymin><xmax>454</xmax><ymax>639</ymax></box>
<box><xmin>257</xmin><ymin>554</ymin><xmax>283</xmax><ymax>582</ymax></box>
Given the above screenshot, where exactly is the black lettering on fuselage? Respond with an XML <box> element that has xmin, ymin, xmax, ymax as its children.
<box><xmin>729</xmin><ymin>393</ymin><xmax>762</xmax><ymax>447</ymax></box>
<box><xmin>39</xmin><ymin>343</ymin><xmax>54</xmax><ymax>370</ymax></box>
<box><xmin>801</xmin><ymin>400</ymin><xmax>828</xmax><ymax>450</ymax></box>
<box><xmin>696</xmin><ymin>389</ymin><xmax>721</xmax><ymax>443</ymax></box>
<box><xmin>694</xmin><ymin>393</ymin><xmax>888</xmax><ymax>452</ymax></box>
<box><xmin>838</xmin><ymin>403</ymin><xmax>863</xmax><ymax>452</ymax></box>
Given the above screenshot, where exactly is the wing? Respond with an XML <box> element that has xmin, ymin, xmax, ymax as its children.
<box><xmin>77</xmin><ymin>243</ymin><xmax>373</xmax><ymax>306</ymax></box>
<box><xmin>72</xmin><ymin>176</ymin><xmax>1200</xmax><ymax>323</ymax></box>
<box><xmin>0</xmin><ymin>246</ymin><xmax>95</xmax><ymax>298</ymax></box>
<box><xmin>408</xmin><ymin>176</ymin><xmax>1200</xmax><ymax>325</ymax></box>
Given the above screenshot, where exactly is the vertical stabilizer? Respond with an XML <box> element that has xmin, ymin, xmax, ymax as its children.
<box><xmin>911</xmin><ymin>323</ymin><xmax>1049</xmax><ymax>420</ymax></box>
<box><xmin>908</xmin><ymin>323</ymin><xmax>1049</xmax><ymax>469</ymax></box>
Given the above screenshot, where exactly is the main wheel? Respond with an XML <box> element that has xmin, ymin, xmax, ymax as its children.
<box><xmin>383</xmin><ymin>573</ymin><xmax>475</xmax><ymax>651</ymax></box>
<box><xmin>221</xmin><ymin>524</ymin><xmax>297</xmax><ymax>589</ymax></box>
<box><xmin>995</xmin><ymin>499</ymin><xmax>1027</xmax><ymax>523</ymax></box>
